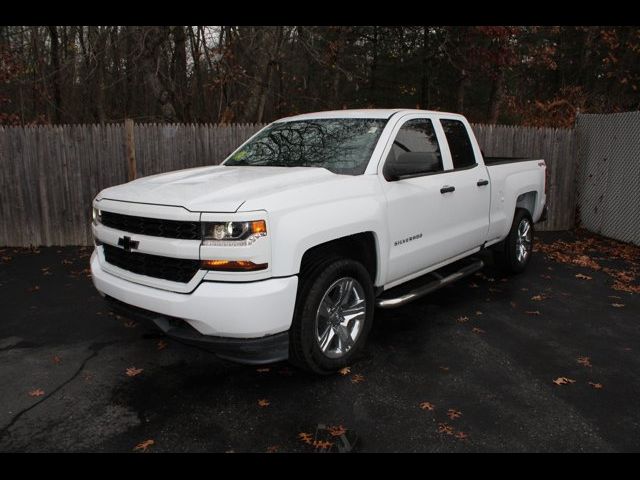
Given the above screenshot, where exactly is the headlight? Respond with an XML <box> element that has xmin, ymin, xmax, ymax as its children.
<box><xmin>202</xmin><ymin>220</ymin><xmax>267</xmax><ymax>246</ymax></box>
<box><xmin>92</xmin><ymin>207</ymin><xmax>102</xmax><ymax>225</ymax></box>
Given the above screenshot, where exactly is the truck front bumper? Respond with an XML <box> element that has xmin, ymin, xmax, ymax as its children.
<box><xmin>90</xmin><ymin>251</ymin><xmax>298</xmax><ymax>364</ymax></box>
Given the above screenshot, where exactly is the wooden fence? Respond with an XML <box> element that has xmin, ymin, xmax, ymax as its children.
<box><xmin>0</xmin><ymin>122</ymin><xmax>576</xmax><ymax>246</ymax></box>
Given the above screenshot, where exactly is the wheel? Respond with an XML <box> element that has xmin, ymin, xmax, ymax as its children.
<box><xmin>289</xmin><ymin>258</ymin><xmax>374</xmax><ymax>374</ymax></box>
<box><xmin>494</xmin><ymin>208</ymin><xmax>534</xmax><ymax>274</ymax></box>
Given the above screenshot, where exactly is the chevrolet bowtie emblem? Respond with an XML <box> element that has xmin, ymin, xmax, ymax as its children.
<box><xmin>118</xmin><ymin>236</ymin><xmax>139</xmax><ymax>252</ymax></box>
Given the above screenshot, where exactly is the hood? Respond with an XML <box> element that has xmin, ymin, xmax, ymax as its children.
<box><xmin>97</xmin><ymin>165</ymin><xmax>337</xmax><ymax>212</ymax></box>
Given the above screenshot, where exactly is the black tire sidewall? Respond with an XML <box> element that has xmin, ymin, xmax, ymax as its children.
<box><xmin>291</xmin><ymin>258</ymin><xmax>374</xmax><ymax>374</ymax></box>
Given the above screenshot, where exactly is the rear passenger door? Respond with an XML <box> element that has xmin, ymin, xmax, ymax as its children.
<box><xmin>437</xmin><ymin>118</ymin><xmax>491</xmax><ymax>253</ymax></box>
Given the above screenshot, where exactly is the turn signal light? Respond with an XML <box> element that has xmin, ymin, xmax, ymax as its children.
<box><xmin>250</xmin><ymin>220</ymin><xmax>267</xmax><ymax>234</ymax></box>
<box><xmin>201</xmin><ymin>259</ymin><xmax>268</xmax><ymax>271</ymax></box>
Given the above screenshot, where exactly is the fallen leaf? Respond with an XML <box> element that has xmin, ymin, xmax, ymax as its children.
<box><xmin>437</xmin><ymin>423</ymin><xmax>454</xmax><ymax>435</ymax></box>
<box><xmin>553</xmin><ymin>376</ymin><xmax>576</xmax><ymax>386</ymax></box>
<box><xmin>447</xmin><ymin>409</ymin><xmax>463</xmax><ymax>420</ymax></box>
<box><xmin>256</xmin><ymin>367</ymin><xmax>270</xmax><ymax>373</ymax></box>
<box><xmin>455</xmin><ymin>431</ymin><xmax>469</xmax><ymax>440</ymax></box>
<box><xmin>531</xmin><ymin>295</ymin><xmax>545</xmax><ymax>301</ymax></box>
<box><xmin>61</xmin><ymin>259</ymin><xmax>72</xmax><ymax>265</ymax></box>
<box><xmin>338</xmin><ymin>366</ymin><xmax>351</xmax><ymax>376</ymax></box>
<box><xmin>611</xmin><ymin>303</ymin><xmax>625</xmax><ymax>308</ymax></box>
<box><xmin>156</xmin><ymin>340</ymin><xmax>168</xmax><ymax>350</ymax></box>
<box><xmin>133</xmin><ymin>439</ymin><xmax>154</xmax><ymax>452</ymax></box>
<box><xmin>257</xmin><ymin>398</ymin><xmax>270</xmax><ymax>408</ymax></box>
<box><xmin>577</xmin><ymin>356</ymin><xmax>592</xmax><ymax>368</ymax></box>
<box><xmin>298</xmin><ymin>432</ymin><xmax>314</xmax><ymax>444</ymax></box>
<box><xmin>266</xmin><ymin>445</ymin><xmax>280</xmax><ymax>453</ymax></box>
<box><xmin>28</xmin><ymin>388</ymin><xmax>45</xmax><ymax>397</ymax></box>
<box><xmin>351</xmin><ymin>373</ymin><xmax>365</xmax><ymax>384</ymax></box>
<box><xmin>439</xmin><ymin>366</ymin><xmax>450</xmax><ymax>372</ymax></box>
<box><xmin>52</xmin><ymin>355</ymin><xmax>62</xmax><ymax>365</ymax></box>
<box><xmin>419</xmin><ymin>402</ymin><xmax>435</xmax><ymax>411</ymax></box>
<box><xmin>123</xmin><ymin>320</ymin><xmax>137</xmax><ymax>328</ymax></box>
<box><xmin>575</xmin><ymin>273</ymin><xmax>592</xmax><ymax>280</ymax></box>
<box><xmin>472</xmin><ymin>327</ymin><xmax>485</xmax><ymax>335</ymax></box>
<box><xmin>456</xmin><ymin>315</ymin><xmax>469</xmax><ymax>323</ymax></box>
<box><xmin>475</xmin><ymin>311</ymin><xmax>483</xmax><ymax>316</ymax></box>
<box><xmin>588</xmin><ymin>381</ymin><xmax>603</xmax><ymax>389</ymax></box>
<box><xmin>525</xmin><ymin>310</ymin><xmax>541</xmax><ymax>315</ymax></box>
<box><xmin>313</xmin><ymin>440</ymin><xmax>334</xmax><ymax>450</ymax></box>
<box><xmin>126</xmin><ymin>367</ymin><xmax>143</xmax><ymax>377</ymax></box>
<box><xmin>327</xmin><ymin>425</ymin><xmax>347</xmax><ymax>437</ymax></box>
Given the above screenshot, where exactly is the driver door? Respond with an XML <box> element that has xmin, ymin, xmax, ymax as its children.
<box><xmin>381</xmin><ymin>115</ymin><xmax>465</xmax><ymax>286</ymax></box>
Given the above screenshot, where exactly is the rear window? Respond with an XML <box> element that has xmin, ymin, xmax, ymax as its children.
<box><xmin>441</xmin><ymin>119</ymin><xmax>476</xmax><ymax>169</ymax></box>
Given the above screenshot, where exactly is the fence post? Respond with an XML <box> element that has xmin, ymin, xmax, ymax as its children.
<box><xmin>124</xmin><ymin>118</ymin><xmax>136</xmax><ymax>181</ymax></box>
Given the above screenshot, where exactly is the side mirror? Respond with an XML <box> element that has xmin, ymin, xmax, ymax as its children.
<box><xmin>384</xmin><ymin>151</ymin><xmax>442</xmax><ymax>181</ymax></box>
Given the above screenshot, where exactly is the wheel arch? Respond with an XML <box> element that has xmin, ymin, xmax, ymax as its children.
<box><xmin>298</xmin><ymin>232</ymin><xmax>380</xmax><ymax>286</ymax></box>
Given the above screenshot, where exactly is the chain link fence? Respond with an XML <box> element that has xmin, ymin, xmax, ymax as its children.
<box><xmin>576</xmin><ymin>112</ymin><xmax>640</xmax><ymax>246</ymax></box>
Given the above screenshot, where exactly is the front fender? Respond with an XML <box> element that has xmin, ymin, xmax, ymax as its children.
<box><xmin>268</xmin><ymin>195</ymin><xmax>388</xmax><ymax>285</ymax></box>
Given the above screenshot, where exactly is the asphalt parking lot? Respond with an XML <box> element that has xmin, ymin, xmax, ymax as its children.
<box><xmin>1</xmin><ymin>230</ymin><xmax>639</xmax><ymax>453</ymax></box>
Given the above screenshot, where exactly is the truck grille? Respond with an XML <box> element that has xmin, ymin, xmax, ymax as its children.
<box><xmin>101</xmin><ymin>211</ymin><xmax>201</xmax><ymax>240</ymax></box>
<box><xmin>103</xmin><ymin>244</ymin><xmax>200</xmax><ymax>283</ymax></box>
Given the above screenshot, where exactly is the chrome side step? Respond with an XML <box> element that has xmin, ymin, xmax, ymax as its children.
<box><xmin>375</xmin><ymin>259</ymin><xmax>484</xmax><ymax>309</ymax></box>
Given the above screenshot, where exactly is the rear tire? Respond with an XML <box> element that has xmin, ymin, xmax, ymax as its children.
<box><xmin>494</xmin><ymin>208</ymin><xmax>534</xmax><ymax>274</ymax></box>
<box><xmin>289</xmin><ymin>258</ymin><xmax>374</xmax><ymax>374</ymax></box>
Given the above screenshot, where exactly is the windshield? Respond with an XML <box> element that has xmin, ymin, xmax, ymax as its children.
<box><xmin>223</xmin><ymin>118</ymin><xmax>387</xmax><ymax>175</ymax></box>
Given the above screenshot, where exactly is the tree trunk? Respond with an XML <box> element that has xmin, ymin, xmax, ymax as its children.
<box><xmin>137</xmin><ymin>26</ymin><xmax>177</xmax><ymax>122</ymax></box>
<box><xmin>456</xmin><ymin>69</ymin><xmax>468</xmax><ymax>112</ymax></box>
<box><xmin>487</xmin><ymin>70</ymin><xmax>505</xmax><ymax>124</ymax></box>
<box><xmin>420</xmin><ymin>26</ymin><xmax>429</xmax><ymax>109</ymax></box>
<box><xmin>171</xmin><ymin>26</ymin><xmax>188</xmax><ymax>121</ymax></box>
<box><xmin>242</xmin><ymin>27</ymin><xmax>284</xmax><ymax>123</ymax></box>
<box><xmin>88</xmin><ymin>26</ymin><xmax>107</xmax><ymax>123</ymax></box>
<box><xmin>47</xmin><ymin>26</ymin><xmax>63</xmax><ymax>123</ymax></box>
<box><xmin>370</xmin><ymin>26</ymin><xmax>378</xmax><ymax>105</ymax></box>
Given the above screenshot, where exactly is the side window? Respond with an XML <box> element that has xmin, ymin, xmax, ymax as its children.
<box><xmin>441</xmin><ymin>119</ymin><xmax>476</xmax><ymax>169</ymax></box>
<box><xmin>386</xmin><ymin>118</ymin><xmax>443</xmax><ymax>171</ymax></box>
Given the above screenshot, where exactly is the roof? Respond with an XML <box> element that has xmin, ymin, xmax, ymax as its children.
<box><xmin>275</xmin><ymin>108</ymin><xmax>460</xmax><ymax>122</ymax></box>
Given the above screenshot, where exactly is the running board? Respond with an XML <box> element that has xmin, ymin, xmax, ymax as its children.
<box><xmin>375</xmin><ymin>259</ymin><xmax>484</xmax><ymax>309</ymax></box>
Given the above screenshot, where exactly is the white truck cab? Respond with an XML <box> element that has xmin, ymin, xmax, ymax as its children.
<box><xmin>90</xmin><ymin>109</ymin><xmax>547</xmax><ymax>373</ymax></box>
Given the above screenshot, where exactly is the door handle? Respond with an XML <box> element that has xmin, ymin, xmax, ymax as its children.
<box><xmin>440</xmin><ymin>185</ymin><xmax>455</xmax><ymax>194</ymax></box>
<box><xmin>477</xmin><ymin>179</ymin><xmax>489</xmax><ymax>186</ymax></box>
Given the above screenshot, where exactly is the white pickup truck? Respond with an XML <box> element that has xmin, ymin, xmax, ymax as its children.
<box><xmin>90</xmin><ymin>109</ymin><xmax>547</xmax><ymax>373</ymax></box>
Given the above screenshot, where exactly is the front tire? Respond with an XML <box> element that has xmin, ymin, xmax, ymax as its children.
<box><xmin>494</xmin><ymin>208</ymin><xmax>534</xmax><ymax>274</ymax></box>
<box><xmin>289</xmin><ymin>258</ymin><xmax>374</xmax><ymax>374</ymax></box>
